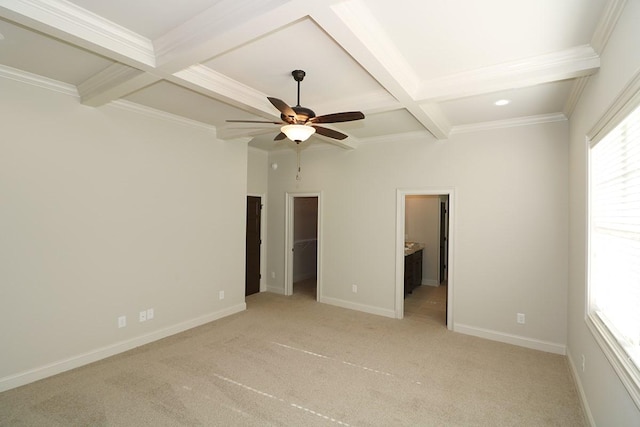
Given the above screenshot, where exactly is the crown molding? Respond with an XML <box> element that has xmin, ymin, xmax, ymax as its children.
<box><xmin>0</xmin><ymin>0</ymin><xmax>155</xmax><ymax>67</ymax></box>
<box><xmin>359</xmin><ymin>130</ymin><xmax>434</xmax><ymax>146</ymax></box>
<box><xmin>591</xmin><ymin>0</ymin><xmax>628</xmax><ymax>54</ymax></box>
<box><xmin>450</xmin><ymin>113</ymin><xmax>567</xmax><ymax>135</ymax></box>
<box><xmin>587</xmin><ymin>67</ymin><xmax>640</xmax><ymax>143</ymax></box>
<box><xmin>418</xmin><ymin>45</ymin><xmax>600</xmax><ymax>102</ymax></box>
<box><xmin>77</xmin><ymin>63</ymin><xmax>160</xmax><ymax>107</ymax></box>
<box><xmin>562</xmin><ymin>0</ymin><xmax>628</xmax><ymax>117</ymax></box>
<box><xmin>563</xmin><ymin>76</ymin><xmax>591</xmax><ymax>118</ymax></box>
<box><xmin>172</xmin><ymin>65</ymin><xmax>277</xmax><ymax>118</ymax></box>
<box><xmin>0</xmin><ymin>63</ymin><xmax>78</xmax><ymax>96</ymax></box>
<box><xmin>109</xmin><ymin>100</ymin><xmax>217</xmax><ymax>135</ymax></box>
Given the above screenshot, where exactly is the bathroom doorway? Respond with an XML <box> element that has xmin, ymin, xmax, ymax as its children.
<box><xmin>396</xmin><ymin>189</ymin><xmax>454</xmax><ymax>329</ymax></box>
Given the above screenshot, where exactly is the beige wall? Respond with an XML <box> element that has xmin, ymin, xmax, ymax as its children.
<box><xmin>567</xmin><ymin>0</ymin><xmax>640</xmax><ymax>424</ymax></box>
<box><xmin>0</xmin><ymin>78</ymin><xmax>248</xmax><ymax>390</ymax></box>
<box><xmin>267</xmin><ymin>121</ymin><xmax>569</xmax><ymax>350</ymax></box>
<box><xmin>247</xmin><ymin>147</ymin><xmax>268</xmax><ymax>196</ymax></box>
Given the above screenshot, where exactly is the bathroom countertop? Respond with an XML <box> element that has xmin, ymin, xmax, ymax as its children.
<box><xmin>404</xmin><ymin>242</ymin><xmax>424</xmax><ymax>256</ymax></box>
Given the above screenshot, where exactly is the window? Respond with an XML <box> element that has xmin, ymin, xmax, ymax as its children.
<box><xmin>588</xmin><ymin>89</ymin><xmax>640</xmax><ymax>405</ymax></box>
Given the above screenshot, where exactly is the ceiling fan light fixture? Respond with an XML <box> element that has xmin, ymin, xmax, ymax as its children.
<box><xmin>281</xmin><ymin>124</ymin><xmax>315</xmax><ymax>142</ymax></box>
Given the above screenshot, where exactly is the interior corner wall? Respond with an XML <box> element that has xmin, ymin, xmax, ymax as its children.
<box><xmin>0</xmin><ymin>78</ymin><xmax>248</xmax><ymax>391</ymax></box>
<box><xmin>566</xmin><ymin>0</ymin><xmax>640</xmax><ymax>424</ymax></box>
<box><xmin>266</xmin><ymin>120</ymin><xmax>569</xmax><ymax>349</ymax></box>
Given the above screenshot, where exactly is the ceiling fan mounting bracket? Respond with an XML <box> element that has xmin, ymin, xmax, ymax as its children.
<box><xmin>292</xmin><ymin>69</ymin><xmax>306</xmax><ymax>82</ymax></box>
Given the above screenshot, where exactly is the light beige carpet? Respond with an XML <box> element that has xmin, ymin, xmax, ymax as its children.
<box><xmin>0</xmin><ymin>291</ymin><xmax>585</xmax><ymax>426</ymax></box>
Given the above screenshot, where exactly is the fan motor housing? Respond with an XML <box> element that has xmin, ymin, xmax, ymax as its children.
<box><xmin>283</xmin><ymin>106</ymin><xmax>316</xmax><ymax>124</ymax></box>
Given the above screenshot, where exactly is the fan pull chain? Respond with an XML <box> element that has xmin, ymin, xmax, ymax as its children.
<box><xmin>296</xmin><ymin>148</ymin><xmax>302</xmax><ymax>181</ymax></box>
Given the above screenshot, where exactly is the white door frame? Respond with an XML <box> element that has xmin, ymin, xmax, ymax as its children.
<box><xmin>396</xmin><ymin>188</ymin><xmax>455</xmax><ymax>329</ymax></box>
<box><xmin>284</xmin><ymin>191</ymin><xmax>323</xmax><ymax>298</ymax></box>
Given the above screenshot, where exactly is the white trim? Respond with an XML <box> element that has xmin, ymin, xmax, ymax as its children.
<box><xmin>1</xmin><ymin>0</ymin><xmax>155</xmax><ymax>67</ymax></box>
<box><xmin>396</xmin><ymin>187</ymin><xmax>455</xmax><ymax>330</ymax></box>
<box><xmin>0</xmin><ymin>64</ymin><xmax>78</xmax><ymax>96</ymax></box>
<box><xmin>0</xmin><ymin>303</ymin><xmax>246</xmax><ymax>393</ymax></box>
<box><xmin>454</xmin><ymin>323</ymin><xmax>566</xmax><ymax>355</ymax></box>
<box><xmin>590</xmin><ymin>0</ymin><xmax>628</xmax><ymax>54</ymax></box>
<box><xmin>417</xmin><ymin>45</ymin><xmax>600</xmax><ymax>103</ymax></box>
<box><xmin>450</xmin><ymin>113</ymin><xmax>567</xmax><ymax>135</ymax></box>
<box><xmin>320</xmin><ymin>296</ymin><xmax>395</xmax><ymax>319</ymax></box>
<box><xmin>266</xmin><ymin>286</ymin><xmax>285</xmax><ymax>295</ymax></box>
<box><xmin>587</xmin><ymin>68</ymin><xmax>640</xmax><ymax>144</ymax></box>
<box><xmin>566</xmin><ymin>349</ymin><xmax>597</xmax><ymax>427</ymax></box>
<box><xmin>284</xmin><ymin>192</ymin><xmax>323</xmax><ymax>300</ymax></box>
<box><xmin>583</xmin><ymin>67</ymin><xmax>640</xmax><ymax>410</ymax></box>
<box><xmin>108</xmin><ymin>100</ymin><xmax>218</xmax><ymax>134</ymax></box>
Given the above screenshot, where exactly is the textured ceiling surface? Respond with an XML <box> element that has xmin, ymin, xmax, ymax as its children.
<box><xmin>0</xmin><ymin>0</ymin><xmax>613</xmax><ymax>151</ymax></box>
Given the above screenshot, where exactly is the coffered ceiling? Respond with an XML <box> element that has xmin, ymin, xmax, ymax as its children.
<box><xmin>0</xmin><ymin>0</ymin><xmax>621</xmax><ymax>151</ymax></box>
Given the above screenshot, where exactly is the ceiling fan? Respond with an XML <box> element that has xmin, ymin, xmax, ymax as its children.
<box><xmin>226</xmin><ymin>70</ymin><xmax>365</xmax><ymax>144</ymax></box>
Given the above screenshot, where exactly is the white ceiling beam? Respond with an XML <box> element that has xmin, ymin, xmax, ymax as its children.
<box><xmin>314</xmin><ymin>0</ymin><xmax>450</xmax><ymax>139</ymax></box>
<box><xmin>0</xmin><ymin>0</ymin><xmax>155</xmax><ymax>68</ymax></box>
<box><xmin>82</xmin><ymin>0</ymin><xmax>307</xmax><ymax>107</ymax></box>
<box><xmin>171</xmin><ymin>65</ymin><xmax>279</xmax><ymax>119</ymax></box>
<box><xmin>78</xmin><ymin>63</ymin><xmax>160</xmax><ymax>107</ymax></box>
<box><xmin>416</xmin><ymin>45</ymin><xmax>601</xmax><ymax>103</ymax></box>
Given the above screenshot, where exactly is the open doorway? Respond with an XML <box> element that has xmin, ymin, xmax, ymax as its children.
<box><xmin>396</xmin><ymin>189</ymin><xmax>454</xmax><ymax>329</ymax></box>
<box><xmin>284</xmin><ymin>192</ymin><xmax>322</xmax><ymax>299</ymax></box>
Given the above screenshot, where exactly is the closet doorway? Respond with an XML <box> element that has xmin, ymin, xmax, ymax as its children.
<box><xmin>284</xmin><ymin>192</ymin><xmax>322</xmax><ymax>299</ymax></box>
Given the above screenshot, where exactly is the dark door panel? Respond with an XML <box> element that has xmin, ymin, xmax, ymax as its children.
<box><xmin>245</xmin><ymin>196</ymin><xmax>261</xmax><ymax>296</ymax></box>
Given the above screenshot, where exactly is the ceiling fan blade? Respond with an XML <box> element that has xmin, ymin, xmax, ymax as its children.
<box><xmin>274</xmin><ymin>132</ymin><xmax>287</xmax><ymax>141</ymax></box>
<box><xmin>309</xmin><ymin>111</ymin><xmax>365</xmax><ymax>124</ymax></box>
<box><xmin>226</xmin><ymin>119</ymin><xmax>283</xmax><ymax>124</ymax></box>
<box><xmin>267</xmin><ymin>97</ymin><xmax>296</xmax><ymax>123</ymax></box>
<box><xmin>313</xmin><ymin>125</ymin><xmax>348</xmax><ymax>140</ymax></box>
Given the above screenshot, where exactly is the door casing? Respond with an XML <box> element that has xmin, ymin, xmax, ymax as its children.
<box><xmin>284</xmin><ymin>191</ymin><xmax>322</xmax><ymax>298</ymax></box>
<box><xmin>396</xmin><ymin>188</ymin><xmax>455</xmax><ymax>329</ymax></box>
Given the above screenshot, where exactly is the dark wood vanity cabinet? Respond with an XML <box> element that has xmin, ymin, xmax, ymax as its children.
<box><xmin>404</xmin><ymin>249</ymin><xmax>423</xmax><ymax>296</ymax></box>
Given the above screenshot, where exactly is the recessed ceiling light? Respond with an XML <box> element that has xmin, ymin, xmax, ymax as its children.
<box><xmin>494</xmin><ymin>99</ymin><xmax>510</xmax><ymax>106</ymax></box>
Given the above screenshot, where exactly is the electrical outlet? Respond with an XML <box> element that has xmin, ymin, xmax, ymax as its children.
<box><xmin>581</xmin><ymin>354</ymin><xmax>586</xmax><ymax>372</ymax></box>
<box><xmin>352</xmin><ymin>284</ymin><xmax>357</xmax><ymax>293</ymax></box>
<box><xmin>517</xmin><ymin>313</ymin><xmax>525</xmax><ymax>324</ymax></box>
<box><xmin>118</xmin><ymin>315</ymin><xmax>126</xmax><ymax>328</ymax></box>
<box><xmin>219</xmin><ymin>290</ymin><xmax>225</xmax><ymax>300</ymax></box>
<box><xmin>139</xmin><ymin>310</ymin><xmax>147</xmax><ymax>322</ymax></box>
<box><xmin>146</xmin><ymin>308</ymin><xmax>154</xmax><ymax>320</ymax></box>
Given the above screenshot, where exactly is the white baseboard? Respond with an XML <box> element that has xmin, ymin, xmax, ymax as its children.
<box><xmin>454</xmin><ymin>323</ymin><xmax>566</xmax><ymax>355</ymax></box>
<box><xmin>566</xmin><ymin>348</ymin><xmax>596</xmax><ymax>426</ymax></box>
<box><xmin>421</xmin><ymin>280</ymin><xmax>439</xmax><ymax>286</ymax></box>
<box><xmin>266</xmin><ymin>285</ymin><xmax>285</xmax><ymax>295</ymax></box>
<box><xmin>293</xmin><ymin>272</ymin><xmax>316</xmax><ymax>283</ymax></box>
<box><xmin>320</xmin><ymin>296</ymin><xmax>396</xmax><ymax>319</ymax></box>
<box><xmin>0</xmin><ymin>303</ymin><xmax>246</xmax><ymax>393</ymax></box>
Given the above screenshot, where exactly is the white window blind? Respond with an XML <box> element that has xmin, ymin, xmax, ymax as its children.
<box><xmin>590</xmin><ymin>102</ymin><xmax>640</xmax><ymax>371</ymax></box>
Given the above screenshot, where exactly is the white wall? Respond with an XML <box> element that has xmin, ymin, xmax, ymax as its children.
<box><xmin>567</xmin><ymin>0</ymin><xmax>640</xmax><ymax>424</ymax></box>
<box><xmin>405</xmin><ymin>195</ymin><xmax>440</xmax><ymax>285</ymax></box>
<box><xmin>247</xmin><ymin>147</ymin><xmax>268</xmax><ymax>195</ymax></box>
<box><xmin>267</xmin><ymin>121</ymin><xmax>569</xmax><ymax>350</ymax></box>
<box><xmin>0</xmin><ymin>78</ymin><xmax>248</xmax><ymax>391</ymax></box>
